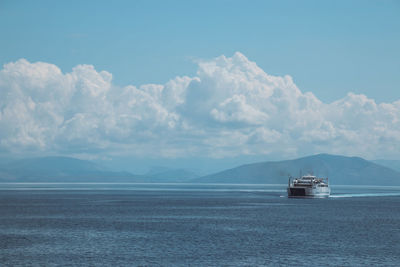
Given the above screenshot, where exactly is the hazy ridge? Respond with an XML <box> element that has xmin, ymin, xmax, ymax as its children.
<box><xmin>1</xmin><ymin>154</ymin><xmax>400</xmax><ymax>185</ymax></box>
<box><xmin>195</xmin><ymin>154</ymin><xmax>400</xmax><ymax>185</ymax></box>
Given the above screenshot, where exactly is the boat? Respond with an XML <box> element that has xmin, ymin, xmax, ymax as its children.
<box><xmin>287</xmin><ymin>174</ymin><xmax>330</xmax><ymax>198</ymax></box>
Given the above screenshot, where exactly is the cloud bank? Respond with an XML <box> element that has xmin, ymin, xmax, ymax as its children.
<box><xmin>0</xmin><ymin>52</ymin><xmax>399</xmax><ymax>159</ymax></box>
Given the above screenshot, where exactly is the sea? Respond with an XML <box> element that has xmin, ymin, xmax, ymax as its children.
<box><xmin>1</xmin><ymin>183</ymin><xmax>399</xmax><ymax>266</ymax></box>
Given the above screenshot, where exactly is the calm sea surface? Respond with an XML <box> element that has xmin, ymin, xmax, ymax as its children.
<box><xmin>1</xmin><ymin>183</ymin><xmax>399</xmax><ymax>266</ymax></box>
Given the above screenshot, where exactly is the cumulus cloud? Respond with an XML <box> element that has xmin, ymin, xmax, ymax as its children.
<box><xmin>0</xmin><ymin>53</ymin><xmax>399</xmax><ymax>159</ymax></box>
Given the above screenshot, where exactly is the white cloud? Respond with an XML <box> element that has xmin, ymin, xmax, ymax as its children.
<box><xmin>0</xmin><ymin>53</ymin><xmax>399</xmax><ymax>159</ymax></box>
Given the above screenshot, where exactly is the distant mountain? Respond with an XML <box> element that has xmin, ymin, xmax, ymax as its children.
<box><xmin>145</xmin><ymin>166</ymin><xmax>200</xmax><ymax>182</ymax></box>
<box><xmin>0</xmin><ymin>157</ymin><xmax>201</xmax><ymax>183</ymax></box>
<box><xmin>0</xmin><ymin>157</ymin><xmax>146</xmax><ymax>182</ymax></box>
<box><xmin>194</xmin><ymin>154</ymin><xmax>400</xmax><ymax>185</ymax></box>
<box><xmin>372</xmin><ymin>160</ymin><xmax>400</xmax><ymax>173</ymax></box>
<box><xmin>2</xmin><ymin>154</ymin><xmax>400</xmax><ymax>185</ymax></box>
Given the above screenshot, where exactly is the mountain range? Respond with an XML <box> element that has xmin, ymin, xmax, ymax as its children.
<box><xmin>0</xmin><ymin>157</ymin><xmax>141</xmax><ymax>182</ymax></box>
<box><xmin>372</xmin><ymin>160</ymin><xmax>400</xmax><ymax>172</ymax></box>
<box><xmin>1</xmin><ymin>154</ymin><xmax>400</xmax><ymax>185</ymax></box>
<box><xmin>195</xmin><ymin>154</ymin><xmax>400</xmax><ymax>185</ymax></box>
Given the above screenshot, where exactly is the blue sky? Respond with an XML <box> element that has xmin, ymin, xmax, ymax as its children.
<box><xmin>1</xmin><ymin>0</ymin><xmax>399</xmax><ymax>102</ymax></box>
<box><xmin>0</xmin><ymin>0</ymin><xmax>399</xmax><ymax>172</ymax></box>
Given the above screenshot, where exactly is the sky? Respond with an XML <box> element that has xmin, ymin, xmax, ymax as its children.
<box><xmin>0</xmin><ymin>0</ymin><xmax>399</xmax><ymax>172</ymax></box>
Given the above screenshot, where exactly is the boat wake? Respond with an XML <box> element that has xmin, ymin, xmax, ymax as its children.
<box><xmin>330</xmin><ymin>192</ymin><xmax>400</xmax><ymax>198</ymax></box>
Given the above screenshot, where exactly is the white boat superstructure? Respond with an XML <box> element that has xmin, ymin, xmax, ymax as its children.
<box><xmin>287</xmin><ymin>174</ymin><xmax>330</xmax><ymax>198</ymax></box>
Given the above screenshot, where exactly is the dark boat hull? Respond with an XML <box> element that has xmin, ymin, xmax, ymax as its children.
<box><xmin>287</xmin><ymin>186</ymin><xmax>330</xmax><ymax>198</ymax></box>
<box><xmin>288</xmin><ymin>188</ymin><xmax>306</xmax><ymax>196</ymax></box>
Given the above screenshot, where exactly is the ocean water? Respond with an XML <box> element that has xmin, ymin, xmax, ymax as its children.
<box><xmin>0</xmin><ymin>183</ymin><xmax>399</xmax><ymax>266</ymax></box>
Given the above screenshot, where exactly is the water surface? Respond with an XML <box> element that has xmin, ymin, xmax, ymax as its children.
<box><xmin>0</xmin><ymin>183</ymin><xmax>399</xmax><ymax>266</ymax></box>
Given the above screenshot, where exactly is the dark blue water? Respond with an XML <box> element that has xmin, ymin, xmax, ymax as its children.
<box><xmin>1</xmin><ymin>184</ymin><xmax>399</xmax><ymax>266</ymax></box>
